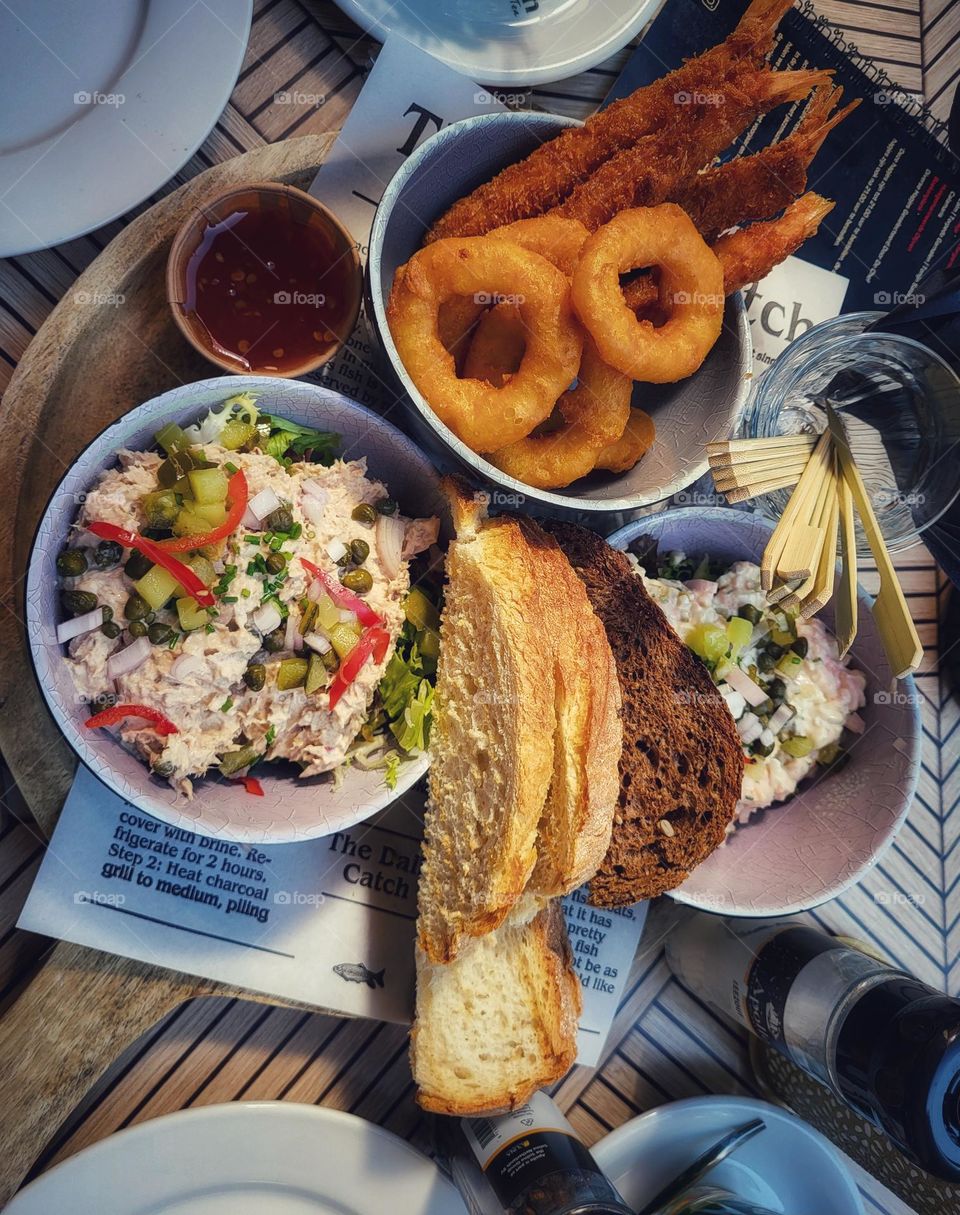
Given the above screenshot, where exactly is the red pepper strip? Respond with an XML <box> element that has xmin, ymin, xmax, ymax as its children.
<box><xmin>329</xmin><ymin>626</ymin><xmax>391</xmax><ymax>710</ymax></box>
<box><xmin>300</xmin><ymin>557</ymin><xmax>382</xmax><ymax>628</ymax></box>
<box><xmin>234</xmin><ymin>776</ymin><xmax>264</xmax><ymax>797</ymax></box>
<box><xmin>87</xmin><ymin>522</ymin><xmax>215</xmax><ymax>608</ymax></box>
<box><xmin>84</xmin><ymin>704</ymin><xmax>179</xmax><ymax>736</ymax></box>
<box><xmin>159</xmin><ymin>469</ymin><xmax>249</xmax><ymax>554</ymax></box>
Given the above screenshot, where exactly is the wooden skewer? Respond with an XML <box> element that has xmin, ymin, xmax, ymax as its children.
<box><xmin>768</xmin><ymin>578</ymin><xmax>803</xmax><ymax>604</ymax></box>
<box><xmin>724</xmin><ymin>475</ymin><xmax>803</xmax><ymax>504</ymax></box>
<box><xmin>827</xmin><ymin>404</ymin><xmax>921</xmax><ymax>678</ymax></box>
<box><xmin>761</xmin><ymin>429</ymin><xmax>833</xmax><ymax>589</ymax></box>
<box><xmin>707</xmin><ymin>435</ymin><xmax>817</xmax><ymax>457</ymax></box>
<box><xmin>708</xmin><ymin>449</ymin><xmax>812</xmax><ymax>473</ymax></box>
<box><xmin>711</xmin><ymin>455</ymin><xmax>811</xmax><ymax>488</ymax></box>
<box><xmin>834</xmin><ymin>469</ymin><xmax>858</xmax><ymax>656</ymax></box>
<box><xmin>800</xmin><ymin>486</ymin><xmax>840</xmax><ymax>619</ymax></box>
<box><xmin>776</xmin><ymin>449</ymin><xmax>836</xmax><ymax>583</ymax></box>
<box><xmin>783</xmin><ymin>455</ymin><xmax>839</xmax><ymax>611</ymax></box>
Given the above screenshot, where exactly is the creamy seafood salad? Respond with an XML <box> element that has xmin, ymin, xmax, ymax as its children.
<box><xmin>56</xmin><ymin>393</ymin><xmax>440</xmax><ymax>796</ymax></box>
<box><xmin>631</xmin><ymin>544</ymin><xmax>867</xmax><ymax>827</ymax></box>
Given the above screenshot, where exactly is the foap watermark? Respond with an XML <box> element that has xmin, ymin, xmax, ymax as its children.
<box><xmin>474</xmin><ymin>88</ymin><xmax>529</xmax><ymax>108</ymax></box>
<box><xmin>874</xmin><ymin>290</ymin><xmax>925</xmax><ymax>307</ymax></box>
<box><xmin>74</xmin><ymin>89</ymin><xmax>125</xmax><ymax>108</ymax></box>
<box><xmin>874</xmin><ymin>488</ymin><xmax>925</xmax><ymax>508</ymax></box>
<box><xmin>273</xmin><ymin>890</ymin><xmax>326</xmax><ymax>907</ymax></box>
<box><xmin>472</xmin><ymin>488</ymin><xmax>526</xmax><ymax>509</ymax></box>
<box><xmin>474</xmin><ymin>291</ymin><xmax>525</xmax><ymax>306</ymax></box>
<box><xmin>874</xmin><ymin>88</ymin><xmax>923</xmax><ymax>108</ymax></box>
<box><xmin>874</xmin><ymin>889</ymin><xmax>925</xmax><ymax>906</ymax></box>
<box><xmin>874</xmin><ymin>687</ymin><xmax>924</xmax><ymax>706</ymax></box>
<box><xmin>670</xmin><ymin>289</ymin><xmax>725</xmax><ymax>307</ymax></box>
<box><xmin>274</xmin><ymin>89</ymin><xmax>326</xmax><ymax>108</ymax></box>
<box><xmin>273</xmin><ymin>290</ymin><xmax>326</xmax><ymax>308</ymax></box>
<box><xmin>74</xmin><ymin>889</ymin><xmax>126</xmax><ymax>906</ymax></box>
<box><xmin>674</xmin><ymin>90</ymin><xmax>725</xmax><ymax>107</ymax></box>
<box><xmin>73</xmin><ymin>290</ymin><xmax>125</xmax><ymax>308</ymax></box>
<box><xmin>670</xmin><ymin>486</ymin><xmax>724</xmax><ymax>505</ymax></box>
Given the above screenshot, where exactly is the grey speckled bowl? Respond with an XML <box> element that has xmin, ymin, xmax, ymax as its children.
<box><xmin>608</xmin><ymin>508</ymin><xmax>922</xmax><ymax>916</ymax></box>
<box><xmin>25</xmin><ymin>377</ymin><xmax>446</xmax><ymax>844</ymax></box>
<box><xmin>368</xmin><ymin>111</ymin><xmax>752</xmax><ymax>517</ymax></box>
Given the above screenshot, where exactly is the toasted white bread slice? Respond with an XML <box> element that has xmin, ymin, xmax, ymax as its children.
<box><xmin>525</xmin><ymin>524</ymin><xmax>622</xmax><ymax>897</ymax></box>
<box><xmin>412</xmin><ymin>900</ymin><xmax>580</xmax><ymax>1114</ymax></box>
<box><xmin>417</xmin><ymin>484</ymin><xmax>557</xmax><ymax>964</ymax></box>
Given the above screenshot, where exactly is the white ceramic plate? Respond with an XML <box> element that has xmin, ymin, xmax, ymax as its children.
<box><xmin>6</xmin><ymin>1102</ymin><xmax>465</xmax><ymax>1214</ymax></box>
<box><xmin>592</xmin><ymin>1096</ymin><xmax>864</xmax><ymax>1215</ymax></box>
<box><xmin>333</xmin><ymin>0</ymin><xmax>657</xmax><ymax>86</ymax></box>
<box><xmin>0</xmin><ymin>0</ymin><xmax>252</xmax><ymax>256</ymax></box>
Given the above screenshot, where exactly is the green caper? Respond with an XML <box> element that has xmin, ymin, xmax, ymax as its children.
<box><xmin>61</xmin><ymin>589</ymin><xmax>98</xmax><ymax>616</ymax></box>
<box><xmin>100</xmin><ymin>621</ymin><xmax>122</xmax><ymax>639</ymax></box>
<box><xmin>263</xmin><ymin>627</ymin><xmax>286</xmax><ymax>653</ymax></box>
<box><xmin>350</xmin><ymin>538</ymin><xmax>370</xmax><ymax>565</ymax></box>
<box><xmin>737</xmin><ymin>603</ymin><xmax>762</xmax><ymax>625</ymax></box>
<box><xmin>351</xmin><ymin>502</ymin><xmax>377</xmax><ymax>526</ymax></box>
<box><xmin>124</xmin><ymin>550</ymin><xmax>153</xmax><ymax>580</ymax></box>
<box><xmin>124</xmin><ymin>593</ymin><xmax>150</xmax><ymax>622</ymax></box>
<box><xmin>266</xmin><ymin>505</ymin><xmax>294</xmax><ymax>533</ymax></box>
<box><xmin>765</xmin><ymin>642</ymin><xmax>785</xmax><ymax>661</ymax></box>
<box><xmin>767</xmin><ymin>678</ymin><xmax>787</xmax><ymax>703</ymax></box>
<box><xmin>751</xmin><ymin>740</ymin><xmax>775</xmax><ymax>758</ymax></box>
<box><xmin>93</xmin><ymin>539</ymin><xmax>123</xmax><ymax>569</ymax></box>
<box><xmin>791</xmin><ymin>636</ymin><xmax>809</xmax><ymax>659</ymax></box>
<box><xmin>375</xmin><ymin>497</ymin><xmax>398</xmax><ymax>516</ymax></box>
<box><xmin>152</xmin><ymin>760</ymin><xmax>175</xmax><ymax>779</ymax></box>
<box><xmin>757</xmin><ymin>650</ymin><xmax>777</xmax><ymax>673</ymax></box>
<box><xmin>340</xmin><ymin>567</ymin><xmax>373</xmax><ymax>594</ymax></box>
<box><xmin>56</xmin><ymin>548</ymin><xmax>88</xmax><ymax>578</ymax></box>
<box><xmin>102</xmin><ymin>605</ymin><xmax>114</xmax><ymax>622</ymax></box>
<box><xmin>321</xmin><ymin>648</ymin><xmax>339</xmax><ymax>672</ymax></box>
<box><xmin>147</xmin><ymin>622</ymin><xmax>173</xmax><ymax>645</ymax></box>
<box><xmin>265</xmin><ymin>552</ymin><xmax>286</xmax><ymax>575</ymax></box>
<box><xmin>128</xmin><ymin>620</ymin><xmax>148</xmax><ymax>638</ymax></box>
<box><xmin>243</xmin><ymin>662</ymin><xmax>266</xmax><ymax>692</ymax></box>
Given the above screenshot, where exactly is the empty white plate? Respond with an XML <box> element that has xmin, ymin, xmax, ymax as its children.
<box><xmin>6</xmin><ymin>1102</ymin><xmax>464</xmax><ymax>1214</ymax></box>
<box><xmin>0</xmin><ymin>0</ymin><xmax>252</xmax><ymax>255</ymax></box>
<box><xmin>332</xmin><ymin>0</ymin><xmax>656</xmax><ymax>86</ymax></box>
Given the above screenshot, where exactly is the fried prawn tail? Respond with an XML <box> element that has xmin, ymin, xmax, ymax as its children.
<box><xmin>716</xmin><ymin>193</ymin><xmax>837</xmax><ymax>294</ymax></box>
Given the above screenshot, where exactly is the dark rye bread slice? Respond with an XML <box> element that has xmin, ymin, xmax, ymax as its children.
<box><xmin>542</xmin><ymin>521</ymin><xmax>743</xmax><ymax>904</ymax></box>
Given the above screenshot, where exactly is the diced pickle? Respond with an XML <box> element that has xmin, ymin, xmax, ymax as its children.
<box><xmin>781</xmin><ymin>734</ymin><xmax>814</xmax><ymax>758</ymax></box>
<box><xmin>305</xmin><ymin>652</ymin><xmax>328</xmax><ymax>695</ymax></box>
<box><xmin>418</xmin><ymin>627</ymin><xmax>440</xmax><ymax>662</ymax></box>
<box><xmin>277</xmin><ymin>657</ymin><xmax>309</xmax><ymax>690</ymax></box>
<box><xmin>220</xmin><ymin>419</ymin><xmax>257</xmax><ymax>450</ymax></box>
<box><xmin>187</xmin><ymin>467</ymin><xmax>229</xmax><ymax>505</ymax></box>
<box><xmin>155</xmin><ymin>422</ymin><xmax>189</xmax><ymax>455</ymax></box>
<box><xmin>218</xmin><ymin>744</ymin><xmax>260</xmax><ymax>776</ymax></box>
<box><xmin>176</xmin><ymin>596</ymin><xmax>209</xmax><ymax>631</ymax></box>
<box><xmin>133</xmin><ymin>565</ymin><xmax>182</xmax><ymax>610</ymax></box>
<box><xmin>191</xmin><ymin>501</ymin><xmax>227</xmax><ymax>527</ymax></box>
<box><xmin>173</xmin><ymin>508</ymin><xmax>214</xmax><ymax>538</ymax></box>
<box><xmin>328</xmin><ymin>622</ymin><xmax>361</xmax><ymax>659</ymax></box>
<box><xmin>686</xmin><ymin>622</ymin><xmax>729</xmax><ymax>665</ymax></box>
<box><xmin>186</xmin><ymin>555</ymin><xmax>217</xmax><ymax>587</ymax></box>
<box><xmin>141</xmin><ymin>490</ymin><xmax>181</xmax><ymax>530</ymax></box>
<box><xmin>314</xmin><ymin>594</ymin><xmax>341</xmax><ymax>632</ymax></box>
<box><xmin>726</xmin><ymin>615</ymin><xmax>752</xmax><ymax>656</ymax></box>
<box><xmin>405</xmin><ymin>587</ymin><xmax>440</xmax><ymax>633</ymax></box>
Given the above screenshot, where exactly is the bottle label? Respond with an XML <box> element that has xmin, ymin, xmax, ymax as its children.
<box><xmin>462</xmin><ymin>1092</ymin><xmax>600</xmax><ymax>1208</ymax></box>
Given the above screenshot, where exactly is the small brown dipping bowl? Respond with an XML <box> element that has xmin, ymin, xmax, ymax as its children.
<box><xmin>166</xmin><ymin>182</ymin><xmax>362</xmax><ymax>378</ymax></box>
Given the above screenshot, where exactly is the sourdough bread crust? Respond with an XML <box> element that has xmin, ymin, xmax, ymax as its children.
<box><xmin>544</xmin><ymin>521</ymin><xmax>743</xmax><ymax>903</ymax></box>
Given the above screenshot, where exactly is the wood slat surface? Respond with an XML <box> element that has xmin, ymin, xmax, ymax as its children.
<box><xmin>0</xmin><ymin>3</ymin><xmax>955</xmax><ymax>1213</ymax></box>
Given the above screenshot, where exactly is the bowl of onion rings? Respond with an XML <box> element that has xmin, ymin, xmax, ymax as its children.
<box><xmin>368</xmin><ymin>111</ymin><xmax>752</xmax><ymax>515</ymax></box>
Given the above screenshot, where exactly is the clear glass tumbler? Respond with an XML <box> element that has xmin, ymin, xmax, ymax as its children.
<box><xmin>746</xmin><ymin>312</ymin><xmax>960</xmax><ymax>554</ymax></box>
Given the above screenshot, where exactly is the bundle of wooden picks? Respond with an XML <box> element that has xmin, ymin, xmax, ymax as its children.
<box><xmin>707</xmin><ymin>410</ymin><xmax>922</xmax><ymax>678</ymax></box>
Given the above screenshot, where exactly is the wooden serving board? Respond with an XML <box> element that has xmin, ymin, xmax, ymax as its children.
<box><xmin>0</xmin><ymin>134</ymin><xmax>339</xmax><ymax>1205</ymax></box>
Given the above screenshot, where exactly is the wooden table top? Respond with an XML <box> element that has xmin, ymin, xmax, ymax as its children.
<box><xmin>0</xmin><ymin>1</ymin><xmax>957</xmax><ymax>1211</ymax></box>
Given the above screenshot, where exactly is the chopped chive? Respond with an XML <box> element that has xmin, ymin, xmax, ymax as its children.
<box><xmin>265</xmin><ymin>724</ymin><xmax>276</xmax><ymax>746</ymax></box>
<box><xmin>205</xmin><ymin>623</ymin><xmax>215</xmax><ymax>634</ymax></box>
<box><xmin>244</xmin><ymin>535</ymin><xmax>260</xmax><ymax>545</ymax></box>
<box><xmin>221</xmin><ymin>697</ymin><xmax>234</xmax><ymax>712</ymax></box>
<box><xmin>241</xmin><ymin>588</ymin><xmax>251</xmax><ymax>599</ymax></box>
<box><xmin>223</xmin><ymin>595</ymin><xmax>238</xmax><ymax>604</ymax></box>
<box><xmin>224</xmin><ymin>461</ymin><xmax>239</xmax><ymax>475</ymax></box>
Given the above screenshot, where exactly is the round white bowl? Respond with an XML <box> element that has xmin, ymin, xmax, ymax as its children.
<box><xmin>367</xmin><ymin>111</ymin><xmax>752</xmax><ymax>517</ymax></box>
<box><xmin>26</xmin><ymin>377</ymin><xmax>447</xmax><ymax>844</ymax></box>
<box><xmin>608</xmin><ymin>507</ymin><xmax>922</xmax><ymax>916</ymax></box>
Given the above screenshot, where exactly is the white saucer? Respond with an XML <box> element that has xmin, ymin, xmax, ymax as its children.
<box><xmin>332</xmin><ymin>0</ymin><xmax>657</xmax><ymax>87</ymax></box>
<box><xmin>592</xmin><ymin>1096</ymin><xmax>864</xmax><ymax>1215</ymax></box>
<box><xmin>6</xmin><ymin>1102</ymin><xmax>464</xmax><ymax>1214</ymax></box>
<box><xmin>0</xmin><ymin>0</ymin><xmax>252</xmax><ymax>256</ymax></box>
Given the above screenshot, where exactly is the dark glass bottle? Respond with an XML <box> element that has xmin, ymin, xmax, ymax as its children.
<box><xmin>665</xmin><ymin>914</ymin><xmax>960</xmax><ymax>1181</ymax></box>
<box><xmin>439</xmin><ymin>1091</ymin><xmax>634</xmax><ymax>1215</ymax></box>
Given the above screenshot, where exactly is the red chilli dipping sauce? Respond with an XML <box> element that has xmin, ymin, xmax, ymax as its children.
<box><xmin>173</xmin><ymin>185</ymin><xmax>361</xmax><ymax>376</ymax></box>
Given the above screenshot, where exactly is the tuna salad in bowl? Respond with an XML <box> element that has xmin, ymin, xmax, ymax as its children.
<box><xmin>27</xmin><ymin>378</ymin><xmax>447</xmax><ymax>843</ymax></box>
<box><xmin>608</xmin><ymin>507</ymin><xmax>921</xmax><ymax>916</ymax></box>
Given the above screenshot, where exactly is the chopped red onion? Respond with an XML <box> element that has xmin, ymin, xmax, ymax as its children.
<box><xmin>304</xmin><ymin>631</ymin><xmax>332</xmax><ymax>655</ymax></box>
<box><xmin>768</xmin><ymin>703</ymin><xmax>796</xmax><ymax>734</ymax></box>
<box><xmin>248</xmin><ymin>487</ymin><xmax>282</xmax><ymax>521</ymax></box>
<box><xmin>722</xmin><ymin>664</ymin><xmax>770</xmax><ymax>708</ymax></box>
<box><xmin>241</xmin><ymin>506</ymin><xmax>262</xmax><ymax>531</ymax></box>
<box><xmin>302</xmin><ymin>497</ymin><xmax>326</xmax><ymax>527</ymax></box>
<box><xmin>376</xmin><ymin>513</ymin><xmax>405</xmax><ymax>579</ymax></box>
<box><xmin>284</xmin><ymin>611</ymin><xmax>301</xmax><ymax>652</ymax></box>
<box><xmin>326</xmin><ymin>538</ymin><xmax>348</xmax><ymax>563</ymax></box>
<box><xmin>169</xmin><ymin>654</ymin><xmax>205</xmax><ymax>684</ymax></box>
<box><xmin>252</xmin><ymin>602</ymin><xmax>282</xmax><ymax>636</ymax></box>
<box><xmin>737</xmin><ymin>712</ymin><xmax>763</xmax><ymax>745</ymax></box>
<box><xmin>401</xmin><ymin>515</ymin><xmax>440</xmax><ymax>560</ymax></box>
<box><xmin>302</xmin><ymin>478</ymin><xmax>328</xmax><ymax>502</ymax></box>
<box><xmin>57</xmin><ymin>607</ymin><xmax>105</xmax><ymax>644</ymax></box>
<box><xmin>106</xmin><ymin>636</ymin><xmax>152</xmax><ymax>681</ymax></box>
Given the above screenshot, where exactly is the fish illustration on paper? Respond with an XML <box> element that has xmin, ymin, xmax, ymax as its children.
<box><xmin>333</xmin><ymin>962</ymin><xmax>385</xmax><ymax>989</ymax></box>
